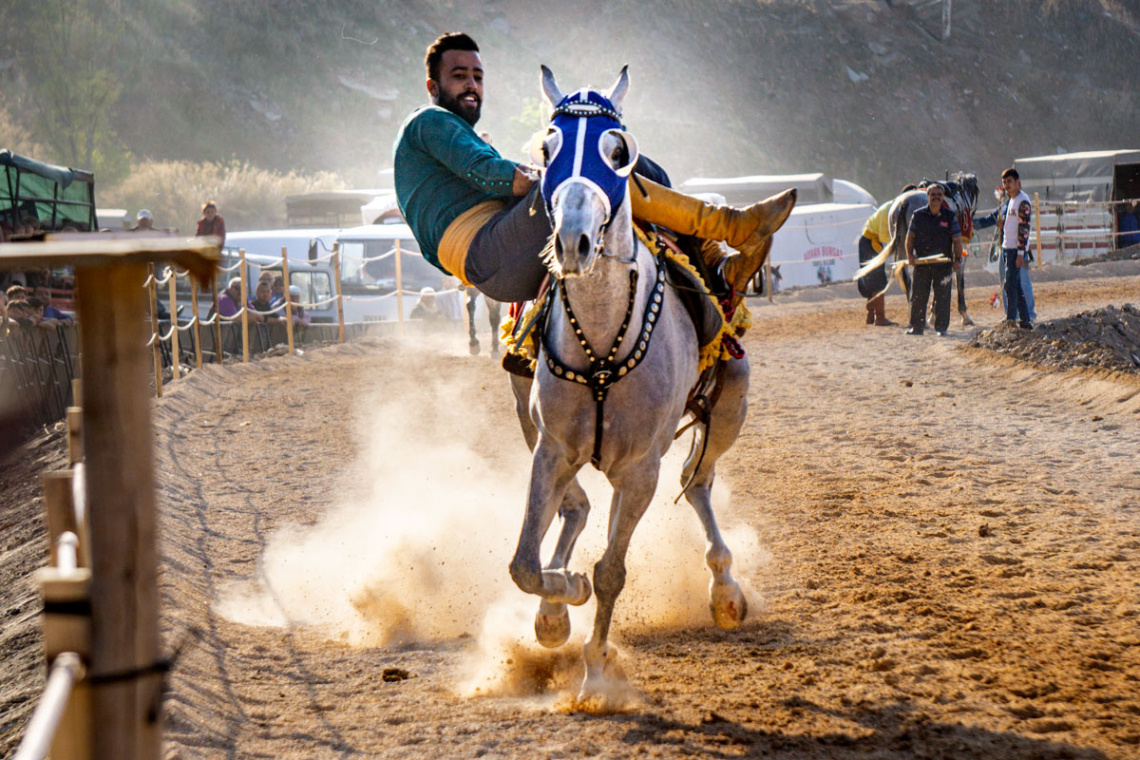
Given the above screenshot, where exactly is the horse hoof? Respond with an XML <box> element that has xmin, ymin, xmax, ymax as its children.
<box><xmin>567</xmin><ymin>573</ymin><xmax>593</xmax><ymax>606</ymax></box>
<box><xmin>577</xmin><ymin>646</ymin><xmax>628</xmax><ymax>711</ymax></box>
<box><xmin>535</xmin><ymin>600</ymin><xmax>571</xmax><ymax>648</ymax></box>
<box><xmin>709</xmin><ymin>580</ymin><xmax>748</xmax><ymax>630</ymax></box>
<box><xmin>468</xmin><ymin>341</ymin><xmax>480</xmax><ymax>356</ymax></box>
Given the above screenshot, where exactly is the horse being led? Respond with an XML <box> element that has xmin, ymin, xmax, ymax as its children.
<box><xmin>506</xmin><ymin>66</ymin><xmax>791</xmax><ymax>705</ymax></box>
<box><xmin>856</xmin><ymin>172</ymin><xmax>979</xmax><ymax>324</ymax></box>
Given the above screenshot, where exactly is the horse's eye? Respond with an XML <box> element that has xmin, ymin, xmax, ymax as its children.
<box><xmin>612</xmin><ymin>144</ymin><xmax>628</xmax><ymax>168</ymax></box>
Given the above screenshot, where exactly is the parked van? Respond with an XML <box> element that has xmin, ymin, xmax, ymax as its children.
<box><xmin>335</xmin><ymin>223</ymin><xmax>464</xmax><ymax>323</ymax></box>
<box><xmin>174</xmin><ymin>229</ymin><xmax>340</xmax><ymax>322</ymax></box>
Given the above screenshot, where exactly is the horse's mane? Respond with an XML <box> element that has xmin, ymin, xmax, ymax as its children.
<box><xmin>539</xmin><ymin>234</ymin><xmax>559</xmax><ymax>275</ymax></box>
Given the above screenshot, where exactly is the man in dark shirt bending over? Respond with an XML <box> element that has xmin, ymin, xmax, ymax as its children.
<box><xmin>905</xmin><ymin>183</ymin><xmax>962</xmax><ymax>337</ymax></box>
<box><xmin>393</xmin><ymin>32</ymin><xmax>795</xmax><ymax>305</ymax></box>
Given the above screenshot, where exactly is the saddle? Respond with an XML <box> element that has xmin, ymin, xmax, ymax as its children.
<box><xmin>500</xmin><ymin>223</ymin><xmax>749</xmax><ymax>379</ymax></box>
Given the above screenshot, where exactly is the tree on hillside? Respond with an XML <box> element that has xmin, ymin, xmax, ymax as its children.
<box><xmin>17</xmin><ymin>0</ymin><xmax>131</xmax><ymax>181</ymax></box>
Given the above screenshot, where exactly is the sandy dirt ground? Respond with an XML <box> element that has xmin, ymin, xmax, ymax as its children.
<box><xmin>3</xmin><ymin>266</ymin><xmax>1140</xmax><ymax>759</ymax></box>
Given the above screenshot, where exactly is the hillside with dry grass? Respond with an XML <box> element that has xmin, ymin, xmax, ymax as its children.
<box><xmin>0</xmin><ymin>0</ymin><xmax>1137</xmax><ymax>226</ymax></box>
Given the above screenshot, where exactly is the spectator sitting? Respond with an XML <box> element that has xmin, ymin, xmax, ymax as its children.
<box><xmin>132</xmin><ymin>209</ymin><xmax>155</xmax><ymax>232</ymax></box>
<box><xmin>25</xmin><ymin>297</ymin><xmax>59</xmax><ymax>329</ymax></box>
<box><xmin>410</xmin><ymin>286</ymin><xmax>448</xmax><ymax>323</ymax></box>
<box><xmin>270</xmin><ymin>275</ymin><xmax>286</xmax><ymax>309</ymax></box>
<box><xmin>287</xmin><ymin>285</ymin><xmax>311</xmax><ymax>327</ymax></box>
<box><xmin>6</xmin><ymin>299</ymin><xmax>31</xmax><ymax>332</ymax></box>
<box><xmin>33</xmin><ymin>285</ymin><xmax>73</xmax><ymax>325</ymax></box>
<box><xmin>194</xmin><ymin>200</ymin><xmax>226</xmax><ymax>248</ymax></box>
<box><xmin>248</xmin><ymin>280</ymin><xmax>278</xmax><ymax>323</ymax></box>
<box><xmin>20</xmin><ymin>215</ymin><xmax>42</xmax><ymax>236</ymax></box>
<box><xmin>6</xmin><ymin>285</ymin><xmax>28</xmax><ymax>303</ymax></box>
<box><xmin>209</xmin><ymin>277</ymin><xmax>244</xmax><ymax>320</ymax></box>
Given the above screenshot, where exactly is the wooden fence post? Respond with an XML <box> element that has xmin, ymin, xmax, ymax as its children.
<box><xmin>394</xmin><ymin>239</ymin><xmax>405</xmax><ymax>338</ymax></box>
<box><xmin>190</xmin><ymin>281</ymin><xmax>203</xmax><ymax>369</ymax></box>
<box><xmin>281</xmin><ymin>246</ymin><xmax>295</xmax><ymax>354</ymax></box>
<box><xmin>332</xmin><ymin>244</ymin><xmax>345</xmax><ymax>344</ymax></box>
<box><xmin>239</xmin><ymin>248</ymin><xmax>249</xmax><ymax>363</ymax></box>
<box><xmin>167</xmin><ymin>269</ymin><xmax>180</xmax><ymax>382</ymax></box>
<box><xmin>77</xmin><ymin>261</ymin><xmax>162</xmax><ymax>760</ymax></box>
<box><xmin>211</xmin><ymin>280</ymin><xmax>223</xmax><ymax>364</ymax></box>
<box><xmin>146</xmin><ymin>264</ymin><xmax>163</xmax><ymax>398</ymax></box>
<box><xmin>44</xmin><ymin>472</ymin><xmax>81</xmax><ymax>568</ymax></box>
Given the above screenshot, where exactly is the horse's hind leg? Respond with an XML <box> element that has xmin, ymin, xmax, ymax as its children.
<box><xmin>680</xmin><ymin>357</ymin><xmax>750</xmax><ymax>630</ymax></box>
<box><xmin>466</xmin><ymin>288</ymin><xmax>480</xmax><ymax>355</ymax></box>
<box><xmin>580</xmin><ymin>463</ymin><xmax>659</xmax><ymax>703</ymax></box>
<box><xmin>487</xmin><ymin>297</ymin><xmax>502</xmax><ymax>358</ymax></box>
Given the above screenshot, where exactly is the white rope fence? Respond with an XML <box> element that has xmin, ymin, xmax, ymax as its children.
<box><xmin>140</xmin><ymin>243</ymin><xmax>474</xmax><ymax>396</ymax></box>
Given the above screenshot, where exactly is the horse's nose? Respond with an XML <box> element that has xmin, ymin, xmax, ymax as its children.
<box><xmin>577</xmin><ymin>234</ymin><xmax>591</xmax><ymax>258</ymax></box>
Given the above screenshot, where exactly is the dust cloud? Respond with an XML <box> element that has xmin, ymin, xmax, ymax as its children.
<box><xmin>215</xmin><ymin>349</ymin><xmax>768</xmax><ymax>699</ymax></box>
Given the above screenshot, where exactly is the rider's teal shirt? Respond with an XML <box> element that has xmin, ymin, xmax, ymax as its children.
<box><xmin>393</xmin><ymin>105</ymin><xmax>517</xmax><ymax>272</ymax></box>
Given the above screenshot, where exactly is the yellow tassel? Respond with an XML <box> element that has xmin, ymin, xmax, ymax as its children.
<box><xmin>501</xmin><ymin>293</ymin><xmax>548</xmax><ymax>372</ymax></box>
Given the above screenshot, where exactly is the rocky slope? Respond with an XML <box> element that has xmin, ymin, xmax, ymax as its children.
<box><xmin>1</xmin><ymin>0</ymin><xmax>1137</xmax><ymax>200</ymax></box>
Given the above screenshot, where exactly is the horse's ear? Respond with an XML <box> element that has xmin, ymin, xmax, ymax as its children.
<box><xmin>540</xmin><ymin>65</ymin><xmax>563</xmax><ymax>108</ymax></box>
<box><xmin>606</xmin><ymin>65</ymin><xmax>630</xmax><ymax>115</ymax></box>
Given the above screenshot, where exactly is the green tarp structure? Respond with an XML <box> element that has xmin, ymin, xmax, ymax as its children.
<box><xmin>0</xmin><ymin>149</ymin><xmax>97</xmax><ymax>232</ymax></box>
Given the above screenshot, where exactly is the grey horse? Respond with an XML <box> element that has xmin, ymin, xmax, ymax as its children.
<box><xmin>506</xmin><ymin>66</ymin><xmax>794</xmax><ymax>704</ymax></box>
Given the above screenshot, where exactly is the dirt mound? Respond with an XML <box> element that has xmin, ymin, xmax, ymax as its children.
<box><xmin>969</xmin><ymin>304</ymin><xmax>1140</xmax><ymax>375</ymax></box>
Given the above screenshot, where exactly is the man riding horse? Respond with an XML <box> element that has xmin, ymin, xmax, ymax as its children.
<box><xmin>392</xmin><ymin>32</ymin><xmax>792</xmax><ymax>317</ymax></box>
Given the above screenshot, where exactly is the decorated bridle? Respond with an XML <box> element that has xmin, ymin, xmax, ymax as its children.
<box><xmin>531</xmin><ymin>81</ymin><xmax>666</xmax><ymax>468</ymax></box>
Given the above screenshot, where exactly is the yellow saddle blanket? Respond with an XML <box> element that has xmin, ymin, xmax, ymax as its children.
<box><xmin>501</xmin><ymin>226</ymin><xmax>750</xmax><ymax>374</ymax></box>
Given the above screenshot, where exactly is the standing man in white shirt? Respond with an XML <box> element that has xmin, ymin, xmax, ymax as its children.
<box><xmin>1000</xmin><ymin>168</ymin><xmax>1033</xmax><ymax>329</ymax></box>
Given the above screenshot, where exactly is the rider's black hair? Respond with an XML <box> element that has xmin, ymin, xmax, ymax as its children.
<box><xmin>425</xmin><ymin>32</ymin><xmax>480</xmax><ymax>83</ymax></box>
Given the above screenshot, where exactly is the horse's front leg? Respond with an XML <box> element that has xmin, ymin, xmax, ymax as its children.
<box><xmin>509</xmin><ymin>375</ymin><xmax>593</xmax><ymax>646</ymax></box>
<box><xmin>681</xmin><ymin>357</ymin><xmax>750</xmax><ymax>630</ymax></box>
<box><xmin>510</xmin><ymin>440</ymin><xmax>593</xmax><ymax>608</ymax></box>
<box><xmin>534</xmin><ymin>479</ymin><xmax>590</xmax><ymax>647</ymax></box>
<box><xmin>580</xmin><ymin>461</ymin><xmax>659</xmax><ymax>705</ymax></box>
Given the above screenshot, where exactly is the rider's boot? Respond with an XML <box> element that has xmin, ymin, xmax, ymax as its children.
<box><xmin>630</xmin><ymin>177</ymin><xmax>796</xmax><ymax>293</ymax></box>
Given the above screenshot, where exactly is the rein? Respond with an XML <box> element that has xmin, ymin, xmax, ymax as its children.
<box><xmin>541</xmin><ymin>247</ymin><xmax>667</xmax><ymax>468</ymax></box>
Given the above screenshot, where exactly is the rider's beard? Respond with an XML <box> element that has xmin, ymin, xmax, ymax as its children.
<box><xmin>437</xmin><ymin>89</ymin><xmax>481</xmax><ymax>127</ymax></box>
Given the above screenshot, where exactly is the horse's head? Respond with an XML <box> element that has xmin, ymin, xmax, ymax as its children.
<box><xmin>531</xmin><ymin>65</ymin><xmax>640</xmax><ymax>278</ymax></box>
<box><xmin>945</xmin><ymin>172</ymin><xmax>979</xmax><ymax>240</ymax></box>
<box><xmin>945</xmin><ymin>173</ymin><xmax>978</xmax><ymax>212</ymax></box>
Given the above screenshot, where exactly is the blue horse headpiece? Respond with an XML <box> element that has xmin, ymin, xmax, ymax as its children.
<box><xmin>538</xmin><ymin>89</ymin><xmax>637</xmax><ymax>219</ymax></box>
